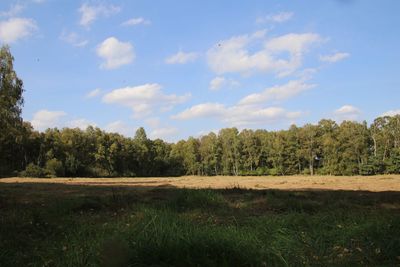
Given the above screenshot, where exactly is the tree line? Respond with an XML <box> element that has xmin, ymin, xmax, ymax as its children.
<box><xmin>1</xmin><ymin>45</ymin><xmax>400</xmax><ymax>177</ymax></box>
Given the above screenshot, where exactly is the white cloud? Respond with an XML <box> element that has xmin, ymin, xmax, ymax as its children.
<box><xmin>150</xmin><ymin>127</ymin><xmax>178</xmax><ymax>140</ymax></box>
<box><xmin>172</xmin><ymin>103</ymin><xmax>226</xmax><ymax>120</ymax></box>
<box><xmin>209</xmin><ymin>76</ymin><xmax>226</xmax><ymax>91</ymax></box>
<box><xmin>96</xmin><ymin>37</ymin><xmax>134</xmax><ymax>69</ymax></box>
<box><xmin>32</xmin><ymin>0</ymin><xmax>46</xmax><ymax>3</ymax></box>
<box><xmin>209</xmin><ymin>76</ymin><xmax>240</xmax><ymax>91</ymax></box>
<box><xmin>174</xmin><ymin>79</ymin><xmax>311</xmax><ymax>127</ymax></box>
<box><xmin>165</xmin><ymin>51</ymin><xmax>198</xmax><ymax>64</ymax></box>
<box><xmin>266</xmin><ymin>33</ymin><xmax>321</xmax><ymax>54</ymax></box>
<box><xmin>105</xmin><ymin>120</ymin><xmax>135</xmax><ymax>136</ymax></box>
<box><xmin>145</xmin><ymin>117</ymin><xmax>161</xmax><ymax>128</ymax></box>
<box><xmin>173</xmin><ymin>102</ymin><xmax>302</xmax><ymax>127</ymax></box>
<box><xmin>66</xmin><ymin>119</ymin><xmax>96</xmax><ymax>130</ymax></box>
<box><xmin>78</xmin><ymin>3</ymin><xmax>120</xmax><ymax>28</ymax></box>
<box><xmin>207</xmin><ymin>31</ymin><xmax>321</xmax><ymax>76</ymax></box>
<box><xmin>239</xmin><ymin>80</ymin><xmax>315</xmax><ymax>105</ymax></box>
<box><xmin>0</xmin><ymin>4</ymin><xmax>25</xmax><ymax>17</ymax></box>
<box><xmin>224</xmin><ymin>106</ymin><xmax>302</xmax><ymax>127</ymax></box>
<box><xmin>102</xmin><ymin>83</ymin><xmax>191</xmax><ymax>117</ymax></box>
<box><xmin>334</xmin><ymin>105</ymin><xmax>361</xmax><ymax>121</ymax></box>
<box><xmin>319</xmin><ymin>52</ymin><xmax>350</xmax><ymax>63</ymax></box>
<box><xmin>0</xmin><ymin>17</ymin><xmax>37</xmax><ymax>43</ymax></box>
<box><xmin>121</xmin><ymin>17</ymin><xmax>150</xmax><ymax>26</ymax></box>
<box><xmin>30</xmin><ymin>110</ymin><xmax>66</xmax><ymax>131</ymax></box>
<box><xmin>86</xmin><ymin>88</ymin><xmax>102</xmax><ymax>98</ymax></box>
<box><xmin>60</xmin><ymin>30</ymin><xmax>88</xmax><ymax>47</ymax></box>
<box><xmin>381</xmin><ymin>110</ymin><xmax>400</xmax><ymax>117</ymax></box>
<box><xmin>256</xmin><ymin>12</ymin><xmax>294</xmax><ymax>24</ymax></box>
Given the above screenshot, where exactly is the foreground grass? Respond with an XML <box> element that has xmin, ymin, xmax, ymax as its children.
<box><xmin>1</xmin><ymin>183</ymin><xmax>400</xmax><ymax>266</ymax></box>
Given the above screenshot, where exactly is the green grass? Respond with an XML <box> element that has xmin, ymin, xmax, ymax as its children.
<box><xmin>1</xmin><ymin>183</ymin><xmax>400</xmax><ymax>266</ymax></box>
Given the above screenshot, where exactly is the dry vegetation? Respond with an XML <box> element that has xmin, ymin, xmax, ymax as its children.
<box><xmin>2</xmin><ymin>175</ymin><xmax>400</xmax><ymax>192</ymax></box>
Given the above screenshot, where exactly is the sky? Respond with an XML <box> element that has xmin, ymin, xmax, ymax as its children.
<box><xmin>1</xmin><ymin>0</ymin><xmax>400</xmax><ymax>142</ymax></box>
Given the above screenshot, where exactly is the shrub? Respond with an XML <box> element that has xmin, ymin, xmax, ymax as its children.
<box><xmin>20</xmin><ymin>163</ymin><xmax>47</xmax><ymax>178</ymax></box>
<box><xmin>45</xmin><ymin>158</ymin><xmax>65</xmax><ymax>177</ymax></box>
<box><xmin>268</xmin><ymin>168</ymin><xmax>280</xmax><ymax>176</ymax></box>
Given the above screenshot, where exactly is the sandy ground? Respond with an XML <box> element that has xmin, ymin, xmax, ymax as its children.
<box><xmin>1</xmin><ymin>175</ymin><xmax>400</xmax><ymax>192</ymax></box>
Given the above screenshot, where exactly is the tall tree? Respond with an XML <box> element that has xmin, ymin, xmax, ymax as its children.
<box><xmin>239</xmin><ymin>129</ymin><xmax>260</xmax><ymax>174</ymax></box>
<box><xmin>219</xmin><ymin>128</ymin><xmax>241</xmax><ymax>175</ymax></box>
<box><xmin>0</xmin><ymin>46</ymin><xmax>25</xmax><ymax>175</ymax></box>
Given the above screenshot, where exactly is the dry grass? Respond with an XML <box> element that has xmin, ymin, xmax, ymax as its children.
<box><xmin>2</xmin><ymin>175</ymin><xmax>400</xmax><ymax>192</ymax></box>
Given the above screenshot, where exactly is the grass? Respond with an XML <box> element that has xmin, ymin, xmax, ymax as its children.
<box><xmin>1</xmin><ymin>182</ymin><xmax>400</xmax><ymax>266</ymax></box>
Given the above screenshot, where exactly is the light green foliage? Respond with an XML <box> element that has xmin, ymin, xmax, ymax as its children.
<box><xmin>199</xmin><ymin>132</ymin><xmax>221</xmax><ymax>175</ymax></box>
<box><xmin>219</xmin><ymin>128</ymin><xmax>241</xmax><ymax>175</ymax></box>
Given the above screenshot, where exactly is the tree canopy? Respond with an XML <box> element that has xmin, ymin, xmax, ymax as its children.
<box><xmin>1</xmin><ymin>45</ymin><xmax>400</xmax><ymax>178</ymax></box>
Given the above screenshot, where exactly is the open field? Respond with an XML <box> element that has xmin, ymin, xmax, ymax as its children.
<box><xmin>1</xmin><ymin>176</ymin><xmax>400</xmax><ymax>266</ymax></box>
<box><xmin>2</xmin><ymin>175</ymin><xmax>400</xmax><ymax>191</ymax></box>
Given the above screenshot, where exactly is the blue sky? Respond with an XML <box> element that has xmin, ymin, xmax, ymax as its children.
<box><xmin>1</xmin><ymin>0</ymin><xmax>399</xmax><ymax>141</ymax></box>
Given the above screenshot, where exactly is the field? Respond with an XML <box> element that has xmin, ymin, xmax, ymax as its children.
<box><xmin>1</xmin><ymin>176</ymin><xmax>400</xmax><ymax>266</ymax></box>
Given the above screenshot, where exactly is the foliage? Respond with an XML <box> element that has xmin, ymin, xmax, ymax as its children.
<box><xmin>2</xmin><ymin>115</ymin><xmax>400</xmax><ymax>177</ymax></box>
<box><xmin>1</xmin><ymin>45</ymin><xmax>400</xmax><ymax>177</ymax></box>
<box><xmin>0</xmin><ymin>45</ymin><xmax>25</xmax><ymax>175</ymax></box>
<box><xmin>19</xmin><ymin>163</ymin><xmax>47</xmax><ymax>178</ymax></box>
<box><xmin>45</xmin><ymin>158</ymin><xmax>65</xmax><ymax>177</ymax></box>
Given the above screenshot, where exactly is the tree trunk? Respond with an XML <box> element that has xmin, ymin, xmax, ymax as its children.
<box><xmin>372</xmin><ymin>136</ymin><xmax>377</xmax><ymax>157</ymax></box>
<box><xmin>309</xmin><ymin>160</ymin><xmax>314</xmax><ymax>176</ymax></box>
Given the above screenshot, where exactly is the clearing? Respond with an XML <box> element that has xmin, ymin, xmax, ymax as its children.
<box><xmin>1</xmin><ymin>175</ymin><xmax>400</xmax><ymax>191</ymax></box>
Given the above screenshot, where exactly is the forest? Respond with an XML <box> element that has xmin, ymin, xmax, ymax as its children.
<box><xmin>1</xmin><ymin>45</ymin><xmax>400</xmax><ymax>178</ymax></box>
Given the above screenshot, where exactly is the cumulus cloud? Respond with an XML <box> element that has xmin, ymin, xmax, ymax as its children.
<box><xmin>96</xmin><ymin>37</ymin><xmax>134</xmax><ymax>69</ymax></box>
<box><xmin>239</xmin><ymin>80</ymin><xmax>315</xmax><ymax>105</ymax></box>
<box><xmin>30</xmin><ymin>110</ymin><xmax>66</xmax><ymax>131</ymax></box>
<box><xmin>105</xmin><ymin>120</ymin><xmax>134</xmax><ymax>136</ymax></box>
<box><xmin>0</xmin><ymin>4</ymin><xmax>25</xmax><ymax>17</ymax></box>
<box><xmin>165</xmin><ymin>51</ymin><xmax>198</xmax><ymax>64</ymax></box>
<box><xmin>334</xmin><ymin>105</ymin><xmax>361</xmax><ymax>121</ymax></box>
<box><xmin>121</xmin><ymin>17</ymin><xmax>150</xmax><ymax>26</ymax></box>
<box><xmin>172</xmin><ymin>103</ymin><xmax>226</xmax><ymax>120</ymax></box>
<box><xmin>207</xmin><ymin>31</ymin><xmax>321</xmax><ymax>76</ymax></box>
<box><xmin>78</xmin><ymin>3</ymin><xmax>120</xmax><ymax>28</ymax></box>
<box><xmin>173</xmin><ymin>102</ymin><xmax>302</xmax><ymax>127</ymax></box>
<box><xmin>256</xmin><ymin>12</ymin><xmax>294</xmax><ymax>24</ymax></box>
<box><xmin>145</xmin><ymin>117</ymin><xmax>161</xmax><ymax>128</ymax></box>
<box><xmin>86</xmin><ymin>88</ymin><xmax>102</xmax><ymax>98</ymax></box>
<box><xmin>60</xmin><ymin>30</ymin><xmax>88</xmax><ymax>47</ymax></box>
<box><xmin>381</xmin><ymin>110</ymin><xmax>400</xmax><ymax>117</ymax></box>
<box><xmin>102</xmin><ymin>83</ymin><xmax>191</xmax><ymax>117</ymax></box>
<box><xmin>174</xmin><ymin>79</ymin><xmax>311</xmax><ymax>127</ymax></box>
<box><xmin>66</xmin><ymin>119</ymin><xmax>96</xmax><ymax>130</ymax></box>
<box><xmin>150</xmin><ymin>127</ymin><xmax>178</xmax><ymax>140</ymax></box>
<box><xmin>319</xmin><ymin>52</ymin><xmax>350</xmax><ymax>63</ymax></box>
<box><xmin>0</xmin><ymin>17</ymin><xmax>37</xmax><ymax>43</ymax></box>
<box><xmin>209</xmin><ymin>76</ymin><xmax>226</xmax><ymax>91</ymax></box>
<box><xmin>224</xmin><ymin>106</ymin><xmax>302</xmax><ymax>127</ymax></box>
<box><xmin>209</xmin><ymin>76</ymin><xmax>239</xmax><ymax>91</ymax></box>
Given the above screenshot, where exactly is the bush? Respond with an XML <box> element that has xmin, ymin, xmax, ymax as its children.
<box><xmin>45</xmin><ymin>158</ymin><xmax>65</xmax><ymax>177</ymax></box>
<box><xmin>20</xmin><ymin>163</ymin><xmax>47</xmax><ymax>178</ymax></box>
<box><xmin>256</xmin><ymin>167</ymin><xmax>268</xmax><ymax>176</ymax></box>
<box><xmin>268</xmin><ymin>168</ymin><xmax>280</xmax><ymax>176</ymax></box>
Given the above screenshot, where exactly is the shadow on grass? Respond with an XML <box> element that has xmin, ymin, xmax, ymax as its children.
<box><xmin>1</xmin><ymin>182</ymin><xmax>400</xmax><ymax>266</ymax></box>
